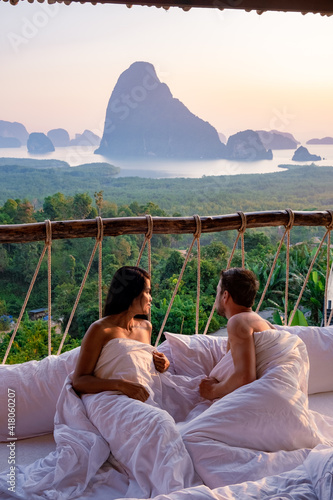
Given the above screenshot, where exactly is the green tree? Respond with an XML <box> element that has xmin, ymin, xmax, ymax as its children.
<box><xmin>0</xmin><ymin>318</ymin><xmax>81</xmax><ymax>364</ymax></box>
<box><xmin>43</xmin><ymin>192</ymin><xmax>69</xmax><ymax>220</ymax></box>
<box><xmin>72</xmin><ymin>193</ymin><xmax>97</xmax><ymax>220</ymax></box>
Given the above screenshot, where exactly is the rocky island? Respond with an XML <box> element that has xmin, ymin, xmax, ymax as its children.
<box><xmin>0</xmin><ymin>120</ymin><xmax>29</xmax><ymax>147</ymax></box>
<box><xmin>47</xmin><ymin>128</ymin><xmax>70</xmax><ymax>147</ymax></box>
<box><xmin>27</xmin><ymin>133</ymin><xmax>55</xmax><ymax>154</ymax></box>
<box><xmin>225</xmin><ymin>130</ymin><xmax>273</xmax><ymax>161</ymax></box>
<box><xmin>292</xmin><ymin>146</ymin><xmax>321</xmax><ymax>162</ymax></box>
<box><xmin>306</xmin><ymin>137</ymin><xmax>333</xmax><ymax>145</ymax></box>
<box><xmin>256</xmin><ymin>130</ymin><xmax>299</xmax><ymax>150</ymax></box>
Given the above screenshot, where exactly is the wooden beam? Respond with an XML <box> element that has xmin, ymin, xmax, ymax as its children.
<box><xmin>58</xmin><ymin>0</ymin><xmax>333</xmax><ymax>15</ymax></box>
<box><xmin>0</xmin><ymin>210</ymin><xmax>332</xmax><ymax>244</ymax></box>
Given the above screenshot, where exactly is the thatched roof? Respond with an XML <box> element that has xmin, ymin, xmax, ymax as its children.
<box><xmin>2</xmin><ymin>0</ymin><xmax>333</xmax><ymax>16</ymax></box>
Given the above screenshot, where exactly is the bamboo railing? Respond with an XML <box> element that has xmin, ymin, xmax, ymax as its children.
<box><xmin>1</xmin><ymin>208</ymin><xmax>332</xmax><ymax>363</ymax></box>
<box><xmin>0</xmin><ymin>210</ymin><xmax>332</xmax><ymax>244</ymax></box>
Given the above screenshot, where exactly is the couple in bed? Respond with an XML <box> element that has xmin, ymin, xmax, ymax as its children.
<box><xmin>72</xmin><ymin>265</ymin><xmax>271</xmax><ymax>496</ymax></box>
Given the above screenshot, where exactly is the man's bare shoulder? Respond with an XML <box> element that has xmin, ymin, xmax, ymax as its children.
<box><xmin>227</xmin><ymin>311</ymin><xmax>272</xmax><ymax>339</ymax></box>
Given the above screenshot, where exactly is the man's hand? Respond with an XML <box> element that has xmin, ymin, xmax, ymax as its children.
<box><xmin>153</xmin><ymin>351</ymin><xmax>170</xmax><ymax>373</ymax></box>
<box><xmin>199</xmin><ymin>377</ymin><xmax>220</xmax><ymax>400</ymax></box>
<box><xmin>118</xmin><ymin>380</ymin><xmax>150</xmax><ymax>402</ymax></box>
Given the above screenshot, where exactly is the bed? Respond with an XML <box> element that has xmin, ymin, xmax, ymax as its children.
<box><xmin>0</xmin><ymin>325</ymin><xmax>333</xmax><ymax>499</ymax></box>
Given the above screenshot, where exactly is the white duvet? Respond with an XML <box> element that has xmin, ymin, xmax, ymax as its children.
<box><xmin>0</xmin><ymin>329</ymin><xmax>333</xmax><ymax>500</ymax></box>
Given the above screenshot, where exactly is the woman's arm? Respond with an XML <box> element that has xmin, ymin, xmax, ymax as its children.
<box><xmin>72</xmin><ymin>323</ymin><xmax>150</xmax><ymax>401</ymax></box>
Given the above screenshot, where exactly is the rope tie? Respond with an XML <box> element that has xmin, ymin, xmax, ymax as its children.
<box><xmin>57</xmin><ymin>217</ymin><xmax>104</xmax><ymax>355</ymax></box>
<box><xmin>324</xmin><ymin>210</ymin><xmax>333</xmax><ymax>326</ymax></box>
<box><xmin>136</xmin><ymin>215</ymin><xmax>153</xmax><ymax>321</ymax></box>
<box><xmin>237</xmin><ymin>211</ymin><xmax>246</xmax><ymax>268</ymax></box>
<box><xmin>154</xmin><ymin>215</ymin><xmax>201</xmax><ymax>346</ymax></box>
<box><xmin>1</xmin><ymin>221</ymin><xmax>53</xmax><ymax>364</ymax></box>
<box><xmin>204</xmin><ymin>212</ymin><xmax>246</xmax><ymax>335</ymax></box>
<box><xmin>136</xmin><ymin>215</ymin><xmax>153</xmax><ymax>267</ymax></box>
<box><xmin>96</xmin><ymin>217</ymin><xmax>104</xmax><ymax>319</ymax></box>
<box><xmin>237</xmin><ymin>211</ymin><xmax>247</xmax><ymax>234</ymax></box>
<box><xmin>45</xmin><ymin>220</ymin><xmax>52</xmax><ymax>355</ymax></box>
<box><xmin>193</xmin><ymin>215</ymin><xmax>201</xmax><ymax>335</ymax></box>
<box><xmin>284</xmin><ymin>209</ymin><xmax>294</xmax><ymax>324</ymax></box>
<box><xmin>288</xmin><ymin>214</ymin><xmax>332</xmax><ymax>326</ymax></box>
<box><xmin>193</xmin><ymin>214</ymin><xmax>201</xmax><ymax>239</ymax></box>
<box><xmin>285</xmin><ymin>208</ymin><xmax>295</xmax><ymax>231</ymax></box>
<box><xmin>255</xmin><ymin>209</ymin><xmax>294</xmax><ymax>320</ymax></box>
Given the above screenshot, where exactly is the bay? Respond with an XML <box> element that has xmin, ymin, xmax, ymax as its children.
<box><xmin>0</xmin><ymin>144</ymin><xmax>332</xmax><ymax>179</ymax></box>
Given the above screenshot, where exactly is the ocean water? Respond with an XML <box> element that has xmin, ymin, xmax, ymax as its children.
<box><xmin>1</xmin><ymin>144</ymin><xmax>332</xmax><ymax>179</ymax></box>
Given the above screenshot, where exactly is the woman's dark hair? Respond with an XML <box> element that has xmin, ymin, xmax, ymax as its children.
<box><xmin>103</xmin><ymin>266</ymin><xmax>150</xmax><ymax>317</ymax></box>
<box><xmin>221</xmin><ymin>268</ymin><xmax>259</xmax><ymax>308</ymax></box>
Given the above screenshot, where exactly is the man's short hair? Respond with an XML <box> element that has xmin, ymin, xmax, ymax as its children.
<box><xmin>220</xmin><ymin>268</ymin><xmax>259</xmax><ymax>308</ymax></box>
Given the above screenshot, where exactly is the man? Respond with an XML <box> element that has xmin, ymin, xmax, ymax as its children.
<box><xmin>199</xmin><ymin>267</ymin><xmax>272</xmax><ymax>400</ymax></box>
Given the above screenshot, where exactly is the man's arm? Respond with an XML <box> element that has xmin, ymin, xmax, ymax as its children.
<box><xmin>200</xmin><ymin>318</ymin><xmax>256</xmax><ymax>400</ymax></box>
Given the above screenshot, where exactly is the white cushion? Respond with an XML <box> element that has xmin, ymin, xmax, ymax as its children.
<box><xmin>273</xmin><ymin>325</ymin><xmax>333</xmax><ymax>394</ymax></box>
<box><xmin>0</xmin><ymin>348</ymin><xmax>80</xmax><ymax>441</ymax></box>
<box><xmin>160</xmin><ymin>333</ymin><xmax>228</xmax><ymax>378</ymax></box>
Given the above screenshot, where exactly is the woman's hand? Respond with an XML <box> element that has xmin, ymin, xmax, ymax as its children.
<box><xmin>153</xmin><ymin>351</ymin><xmax>170</xmax><ymax>373</ymax></box>
<box><xmin>118</xmin><ymin>380</ymin><xmax>150</xmax><ymax>402</ymax></box>
<box><xmin>199</xmin><ymin>377</ymin><xmax>220</xmax><ymax>400</ymax></box>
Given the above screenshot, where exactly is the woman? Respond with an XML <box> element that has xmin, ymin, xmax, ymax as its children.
<box><xmin>72</xmin><ymin>265</ymin><xmax>169</xmax><ymax>398</ymax></box>
<box><xmin>72</xmin><ymin>266</ymin><xmax>199</xmax><ymax>497</ymax></box>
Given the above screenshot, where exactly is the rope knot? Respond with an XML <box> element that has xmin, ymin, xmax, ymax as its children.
<box><xmin>145</xmin><ymin>214</ymin><xmax>153</xmax><ymax>239</ymax></box>
<box><xmin>326</xmin><ymin>209</ymin><xmax>333</xmax><ymax>230</ymax></box>
<box><xmin>96</xmin><ymin>216</ymin><xmax>104</xmax><ymax>242</ymax></box>
<box><xmin>193</xmin><ymin>214</ymin><xmax>202</xmax><ymax>239</ymax></box>
<box><xmin>45</xmin><ymin>219</ymin><xmax>52</xmax><ymax>246</ymax></box>
<box><xmin>284</xmin><ymin>209</ymin><xmax>294</xmax><ymax>230</ymax></box>
<box><xmin>237</xmin><ymin>211</ymin><xmax>246</xmax><ymax>234</ymax></box>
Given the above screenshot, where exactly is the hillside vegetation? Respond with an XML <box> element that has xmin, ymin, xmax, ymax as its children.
<box><xmin>0</xmin><ymin>183</ymin><xmax>331</xmax><ymax>363</ymax></box>
<box><xmin>0</xmin><ymin>163</ymin><xmax>332</xmax><ymax>214</ymax></box>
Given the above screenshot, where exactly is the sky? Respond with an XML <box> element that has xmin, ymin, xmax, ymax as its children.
<box><xmin>0</xmin><ymin>2</ymin><xmax>333</xmax><ymax>144</ymax></box>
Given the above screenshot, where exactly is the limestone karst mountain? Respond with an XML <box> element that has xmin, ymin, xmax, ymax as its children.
<box><xmin>95</xmin><ymin>62</ymin><xmax>226</xmax><ymax>159</ymax></box>
<box><xmin>27</xmin><ymin>133</ymin><xmax>55</xmax><ymax>154</ymax></box>
<box><xmin>70</xmin><ymin>130</ymin><xmax>100</xmax><ymax>147</ymax></box>
<box><xmin>47</xmin><ymin>128</ymin><xmax>70</xmax><ymax>147</ymax></box>
<box><xmin>292</xmin><ymin>146</ymin><xmax>321</xmax><ymax>162</ymax></box>
<box><xmin>306</xmin><ymin>137</ymin><xmax>333</xmax><ymax>145</ymax></box>
<box><xmin>225</xmin><ymin>130</ymin><xmax>273</xmax><ymax>161</ymax></box>
<box><xmin>0</xmin><ymin>120</ymin><xmax>29</xmax><ymax>147</ymax></box>
<box><xmin>256</xmin><ymin>130</ymin><xmax>299</xmax><ymax>150</ymax></box>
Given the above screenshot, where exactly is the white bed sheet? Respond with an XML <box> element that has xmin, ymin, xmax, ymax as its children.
<box><xmin>0</xmin><ymin>329</ymin><xmax>333</xmax><ymax>500</ymax></box>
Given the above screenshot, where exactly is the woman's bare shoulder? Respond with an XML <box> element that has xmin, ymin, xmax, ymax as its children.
<box><xmin>132</xmin><ymin>318</ymin><xmax>152</xmax><ymax>342</ymax></box>
<box><xmin>134</xmin><ymin>318</ymin><xmax>152</xmax><ymax>329</ymax></box>
<box><xmin>82</xmin><ymin>317</ymin><xmax>115</xmax><ymax>345</ymax></box>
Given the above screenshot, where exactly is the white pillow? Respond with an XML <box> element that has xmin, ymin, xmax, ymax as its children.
<box><xmin>273</xmin><ymin>325</ymin><xmax>333</xmax><ymax>394</ymax></box>
<box><xmin>0</xmin><ymin>347</ymin><xmax>80</xmax><ymax>441</ymax></box>
<box><xmin>161</xmin><ymin>333</ymin><xmax>228</xmax><ymax>378</ymax></box>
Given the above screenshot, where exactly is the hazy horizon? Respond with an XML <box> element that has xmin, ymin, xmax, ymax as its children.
<box><xmin>0</xmin><ymin>4</ymin><xmax>332</xmax><ymax>145</ymax></box>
